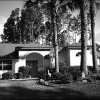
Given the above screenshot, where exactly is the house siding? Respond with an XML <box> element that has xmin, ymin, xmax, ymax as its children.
<box><xmin>58</xmin><ymin>44</ymin><xmax>94</xmax><ymax>67</ymax></box>
<box><xmin>70</xmin><ymin>49</ymin><xmax>81</xmax><ymax>66</ymax></box>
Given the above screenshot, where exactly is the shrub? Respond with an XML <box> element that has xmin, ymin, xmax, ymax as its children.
<box><xmin>18</xmin><ymin>66</ymin><xmax>32</xmax><ymax>78</ymax></box>
<box><xmin>13</xmin><ymin>73</ymin><xmax>20</xmax><ymax>79</ymax></box>
<box><xmin>60</xmin><ymin>66</ymin><xmax>73</xmax><ymax>74</ymax></box>
<box><xmin>96</xmin><ymin>74</ymin><xmax>100</xmax><ymax>80</ymax></box>
<box><xmin>37</xmin><ymin>68</ymin><xmax>46</xmax><ymax>80</ymax></box>
<box><xmin>59</xmin><ymin>66</ymin><xmax>81</xmax><ymax>81</ymax></box>
<box><xmin>71</xmin><ymin>68</ymin><xmax>81</xmax><ymax>81</ymax></box>
<box><xmin>2</xmin><ymin>72</ymin><xmax>13</xmax><ymax>80</ymax></box>
<box><xmin>90</xmin><ymin>74</ymin><xmax>100</xmax><ymax>80</ymax></box>
<box><xmin>62</xmin><ymin>73</ymin><xmax>73</xmax><ymax>83</ymax></box>
<box><xmin>51</xmin><ymin>72</ymin><xmax>63</xmax><ymax>80</ymax></box>
<box><xmin>37</xmin><ymin>67</ymin><xmax>54</xmax><ymax>80</ymax></box>
<box><xmin>51</xmin><ymin>73</ymin><xmax>73</xmax><ymax>84</ymax></box>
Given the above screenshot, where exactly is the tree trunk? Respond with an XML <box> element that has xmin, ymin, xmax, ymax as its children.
<box><xmin>63</xmin><ymin>32</ymin><xmax>67</xmax><ymax>47</ymax></box>
<box><xmin>55</xmin><ymin>14</ymin><xmax>59</xmax><ymax>72</ymax></box>
<box><xmin>32</xmin><ymin>22</ymin><xmax>34</xmax><ymax>43</ymax></box>
<box><xmin>45</xmin><ymin>24</ymin><xmax>46</xmax><ymax>45</ymax></box>
<box><xmin>29</xmin><ymin>27</ymin><xmax>31</xmax><ymax>43</ymax></box>
<box><xmin>90</xmin><ymin>0</ymin><xmax>99</xmax><ymax>73</ymax></box>
<box><xmin>50</xmin><ymin>1</ymin><xmax>59</xmax><ymax>72</ymax></box>
<box><xmin>80</xmin><ymin>0</ymin><xmax>88</xmax><ymax>77</ymax></box>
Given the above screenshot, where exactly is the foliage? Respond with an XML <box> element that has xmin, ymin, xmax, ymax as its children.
<box><xmin>51</xmin><ymin>72</ymin><xmax>63</xmax><ymax>80</ymax></box>
<box><xmin>37</xmin><ymin>67</ymin><xmax>46</xmax><ymax>79</ymax></box>
<box><xmin>60</xmin><ymin>66</ymin><xmax>81</xmax><ymax>81</ymax></box>
<box><xmin>52</xmin><ymin>72</ymin><xmax>73</xmax><ymax>84</ymax></box>
<box><xmin>37</xmin><ymin>66</ymin><xmax>55</xmax><ymax>80</ymax></box>
<box><xmin>18</xmin><ymin>66</ymin><xmax>32</xmax><ymax>78</ymax></box>
<box><xmin>3</xmin><ymin>8</ymin><xmax>20</xmax><ymax>43</ymax></box>
<box><xmin>13</xmin><ymin>73</ymin><xmax>20</xmax><ymax>79</ymax></box>
<box><xmin>20</xmin><ymin>2</ymin><xmax>43</xmax><ymax>43</ymax></box>
<box><xmin>51</xmin><ymin>71</ymin><xmax>73</xmax><ymax>83</ymax></box>
<box><xmin>2</xmin><ymin>72</ymin><xmax>13</xmax><ymax>80</ymax></box>
<box><xmin>90</xmin><ymin>73</ymin><xmax>100</xmax><ymax>81</ymax></box>
<box><xmin>2</xmin><ymin>0</ymin><xmax>91</xmax><ymax>45</ymax></box>
<box><xmin>59</xmin><ymin>60</ymin><xmax>81</xmax><ymax>81</ymax></box>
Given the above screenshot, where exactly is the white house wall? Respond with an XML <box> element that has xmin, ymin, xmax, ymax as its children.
<box><xmin>70</xmin><ymin>50</ymin><xmax>81</xmax><ymax>66</ymax></box>
<box><xmin>14</xmin><ymin>59</ymin><xmax>26</xmax><ymax>73</ymax></box>
<box><xmin>13</xmin><ymin>50</ymin><xmax>51</xmax><ymax>73</ymax></box>
<box><xmin>19</xmin><ymin>51</ymin><xmax>50</xmax><ymax>57</ymax></box>
<box><xmin>87</xmin><ymin>50</ymin><xmax>93</xmax><ymax>66</ymax></box>
<box><xmin>70</xmin><ymin>49</ymin><xmax>93</xmax><ymax>66</ymax></box>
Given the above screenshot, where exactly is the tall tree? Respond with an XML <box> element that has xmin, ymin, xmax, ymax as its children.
<box><xmin>3</xmin><ymin>8</ymin><xmax>20</xmax><ymax>43</ymax></box>
<box><xmin>20</xmin><ymin>0</ymin><xmax>43</xmax><ymax>43</ymax></box>
<box><xmin>70</xmin><ymin>0</ymin><xmax>89</xmax><ymax>77</ymax></box>
<box><xmin>80</xmin><ymin>0</ymin><xmax>88</xmax><ymax>77</ymax></box>
<box><xmin>38</xmin><ymin>0</ymin><xmax>89</xmax><ymax>74</ymax></box>
<box><xmin>41</xmin><ymin>0</ymin><xmax>82</xmax><ymax>72</ymax></box>
<box><xmin>90</xmin><ymin>0</ymin><xmax>100</xmax><ymax>73</ymax></box>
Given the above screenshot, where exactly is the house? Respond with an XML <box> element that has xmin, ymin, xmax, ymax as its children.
<box><xmin>0</xmin><ymin>43</ymin><xmax>52</xmax><ymax>78</ymax></box>
<box><xmin>58</xmin><ymin>43</ymin><xmax>100</xmax><ymax>67</ymax></box>
<box><xmin>0</xmin><ymin>42</ymin><xmax>99</xmax><ymax>78</ymax></box>
<box><xmin>59</xmin><ymin>43</ymin><xmax>100</xmax><ymax>66</ymax></box>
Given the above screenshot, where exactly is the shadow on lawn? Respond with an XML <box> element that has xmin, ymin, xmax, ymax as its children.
<box><xmin>0</xmin><ymin>86</ymin><xmax>100</xmax><ymax>100</ymax></box>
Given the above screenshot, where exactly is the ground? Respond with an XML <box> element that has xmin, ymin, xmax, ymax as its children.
<box><xmin>0</xmin><ymin>79</ymin><xmax>100</xmax><ymax>99</ymax></box>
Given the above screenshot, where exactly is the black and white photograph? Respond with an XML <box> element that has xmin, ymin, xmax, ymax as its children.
<box><xmin>0</xmin><ymin>0</ymin><xmax>100</xmax><ymax>99</ymax></box>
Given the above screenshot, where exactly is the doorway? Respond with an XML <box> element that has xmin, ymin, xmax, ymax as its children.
<box><xmin>26</xmin><ymin>60</ymin><xmax>38</xmax><ymax>78</ymax></box>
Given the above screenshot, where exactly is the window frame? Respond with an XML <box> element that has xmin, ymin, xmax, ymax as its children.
<box><xmin>0</xmin><ymin>59</ymin><xmax>12</xmax><ymax>70</ymax></box>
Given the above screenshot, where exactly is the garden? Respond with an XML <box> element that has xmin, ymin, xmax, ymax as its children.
<box><xmin>1</xmin><ymin>61</ymin><xmax>100</xmax><ymax>86</ymax></box>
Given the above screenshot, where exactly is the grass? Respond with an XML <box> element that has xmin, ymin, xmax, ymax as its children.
<box><xmin>0</xmin><ymin>79</ymin><xmax>100</xmax><ymax>99</ymax></box>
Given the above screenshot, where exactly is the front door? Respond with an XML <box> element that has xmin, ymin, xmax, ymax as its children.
<box><xmin>26</xmin><ymin>60</ymin><xmax>38</xmax><ymax>78</ymax></box>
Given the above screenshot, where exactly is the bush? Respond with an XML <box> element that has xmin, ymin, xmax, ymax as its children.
<box><xmin>96</xmin><ymin>74</ymin><xmax>100</xmax><ymax>80</ymax></box>
<box><xmin>90</xmin><ymin>74</ymin><xmax>100</xmax><ymax>80</ymax></box>
<box><xmin>18</xmin><ymin>66</ymin><xmax>32</xmax><ymax>78</ymax></box>
<box><xmin>59</xmin><ymin>66</ymin><xmax>81</xmax><ymax>81</ymax></box>
<box><xmin>37</xmin><ymin>67</ymin><xmax>54</xmax><ymax>80</ymax></box>
<box><xmin>51</xmin><ymin>72</ymin><xmax>63</xmax><ymax>80</ymax></box>
<box><xmin>62</xmin><ymin>73</ymin><xmax>73</xmax><ymax>83</ymax></box>
<box><xmin>2</xmin><ymin>72</ymin><xmax>13</xmax><ymax>80</ymax></box>
<box><xmin>51</xmin><ymin>72</ymin><xmax>73</xmax><ymax>84</ymax></box>
<box><xmin>37</xmin><ymin>68</ymin><xmax>46</xmax><ymax>80</ymax></box>
<box><xmin>71</xmin><ymin>68</ymin><xmax>81</xmax><ymax>81</ymax></box>
<box><xmin>13</xmin><ymin>73</ymin><xmax>20</xmax><ymax>79</ymax></box>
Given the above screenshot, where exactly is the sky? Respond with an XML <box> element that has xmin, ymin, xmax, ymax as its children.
<box><xmin>0</xmin><ymin>0</ymin><xmax>100</xmax><ymax>43</ymax></box>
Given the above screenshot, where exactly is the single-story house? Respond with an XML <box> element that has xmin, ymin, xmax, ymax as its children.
<box><xmin>0</xmin><ymin>43</ymin><xmax>52</xmax><ymax>78</ymax></box>
<box><xmin>58</xmin><ymin>43</ymin><xmax>100</xmax><ymax>67</ymax></box>
<box><xmin>0</xmin><ymin>42</ymin><xmax>100</xmax><ymax>78</ymax></box>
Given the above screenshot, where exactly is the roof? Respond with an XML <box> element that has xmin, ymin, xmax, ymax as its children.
<box><xmin>59</xmin><ymin>43</ymin><xmax>92</xmax><ymax>53</ymax></box>
<box><xmin>67</xmin><ymin>43</ymin><xmax>92</xmax><ymax>48</ymax></box>
<box><xmin>0</xmin><ymin>43</ymin><xmax>52</xmax><ymax>59</ymax></box>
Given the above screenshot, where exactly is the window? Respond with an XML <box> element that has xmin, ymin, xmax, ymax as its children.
<box><xmin>0</xmin><ymin>60</ymin><xmax>12</xmax><ymax>70</ymax></box>
<box><xmin>0</xmin><ymin>60</ymin><xmax>2</xmax><ymax>70</ymax></box>
<box><xmin>0</xmin><ymin>65</ymin><xmax>2</xmax><ymax>70</ymax></box>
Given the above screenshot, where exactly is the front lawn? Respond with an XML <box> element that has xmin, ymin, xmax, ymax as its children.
<box><xmin>0</xmin><ymin>79</ymin><xmax>100</xmax><ymax>99</ymax></box>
